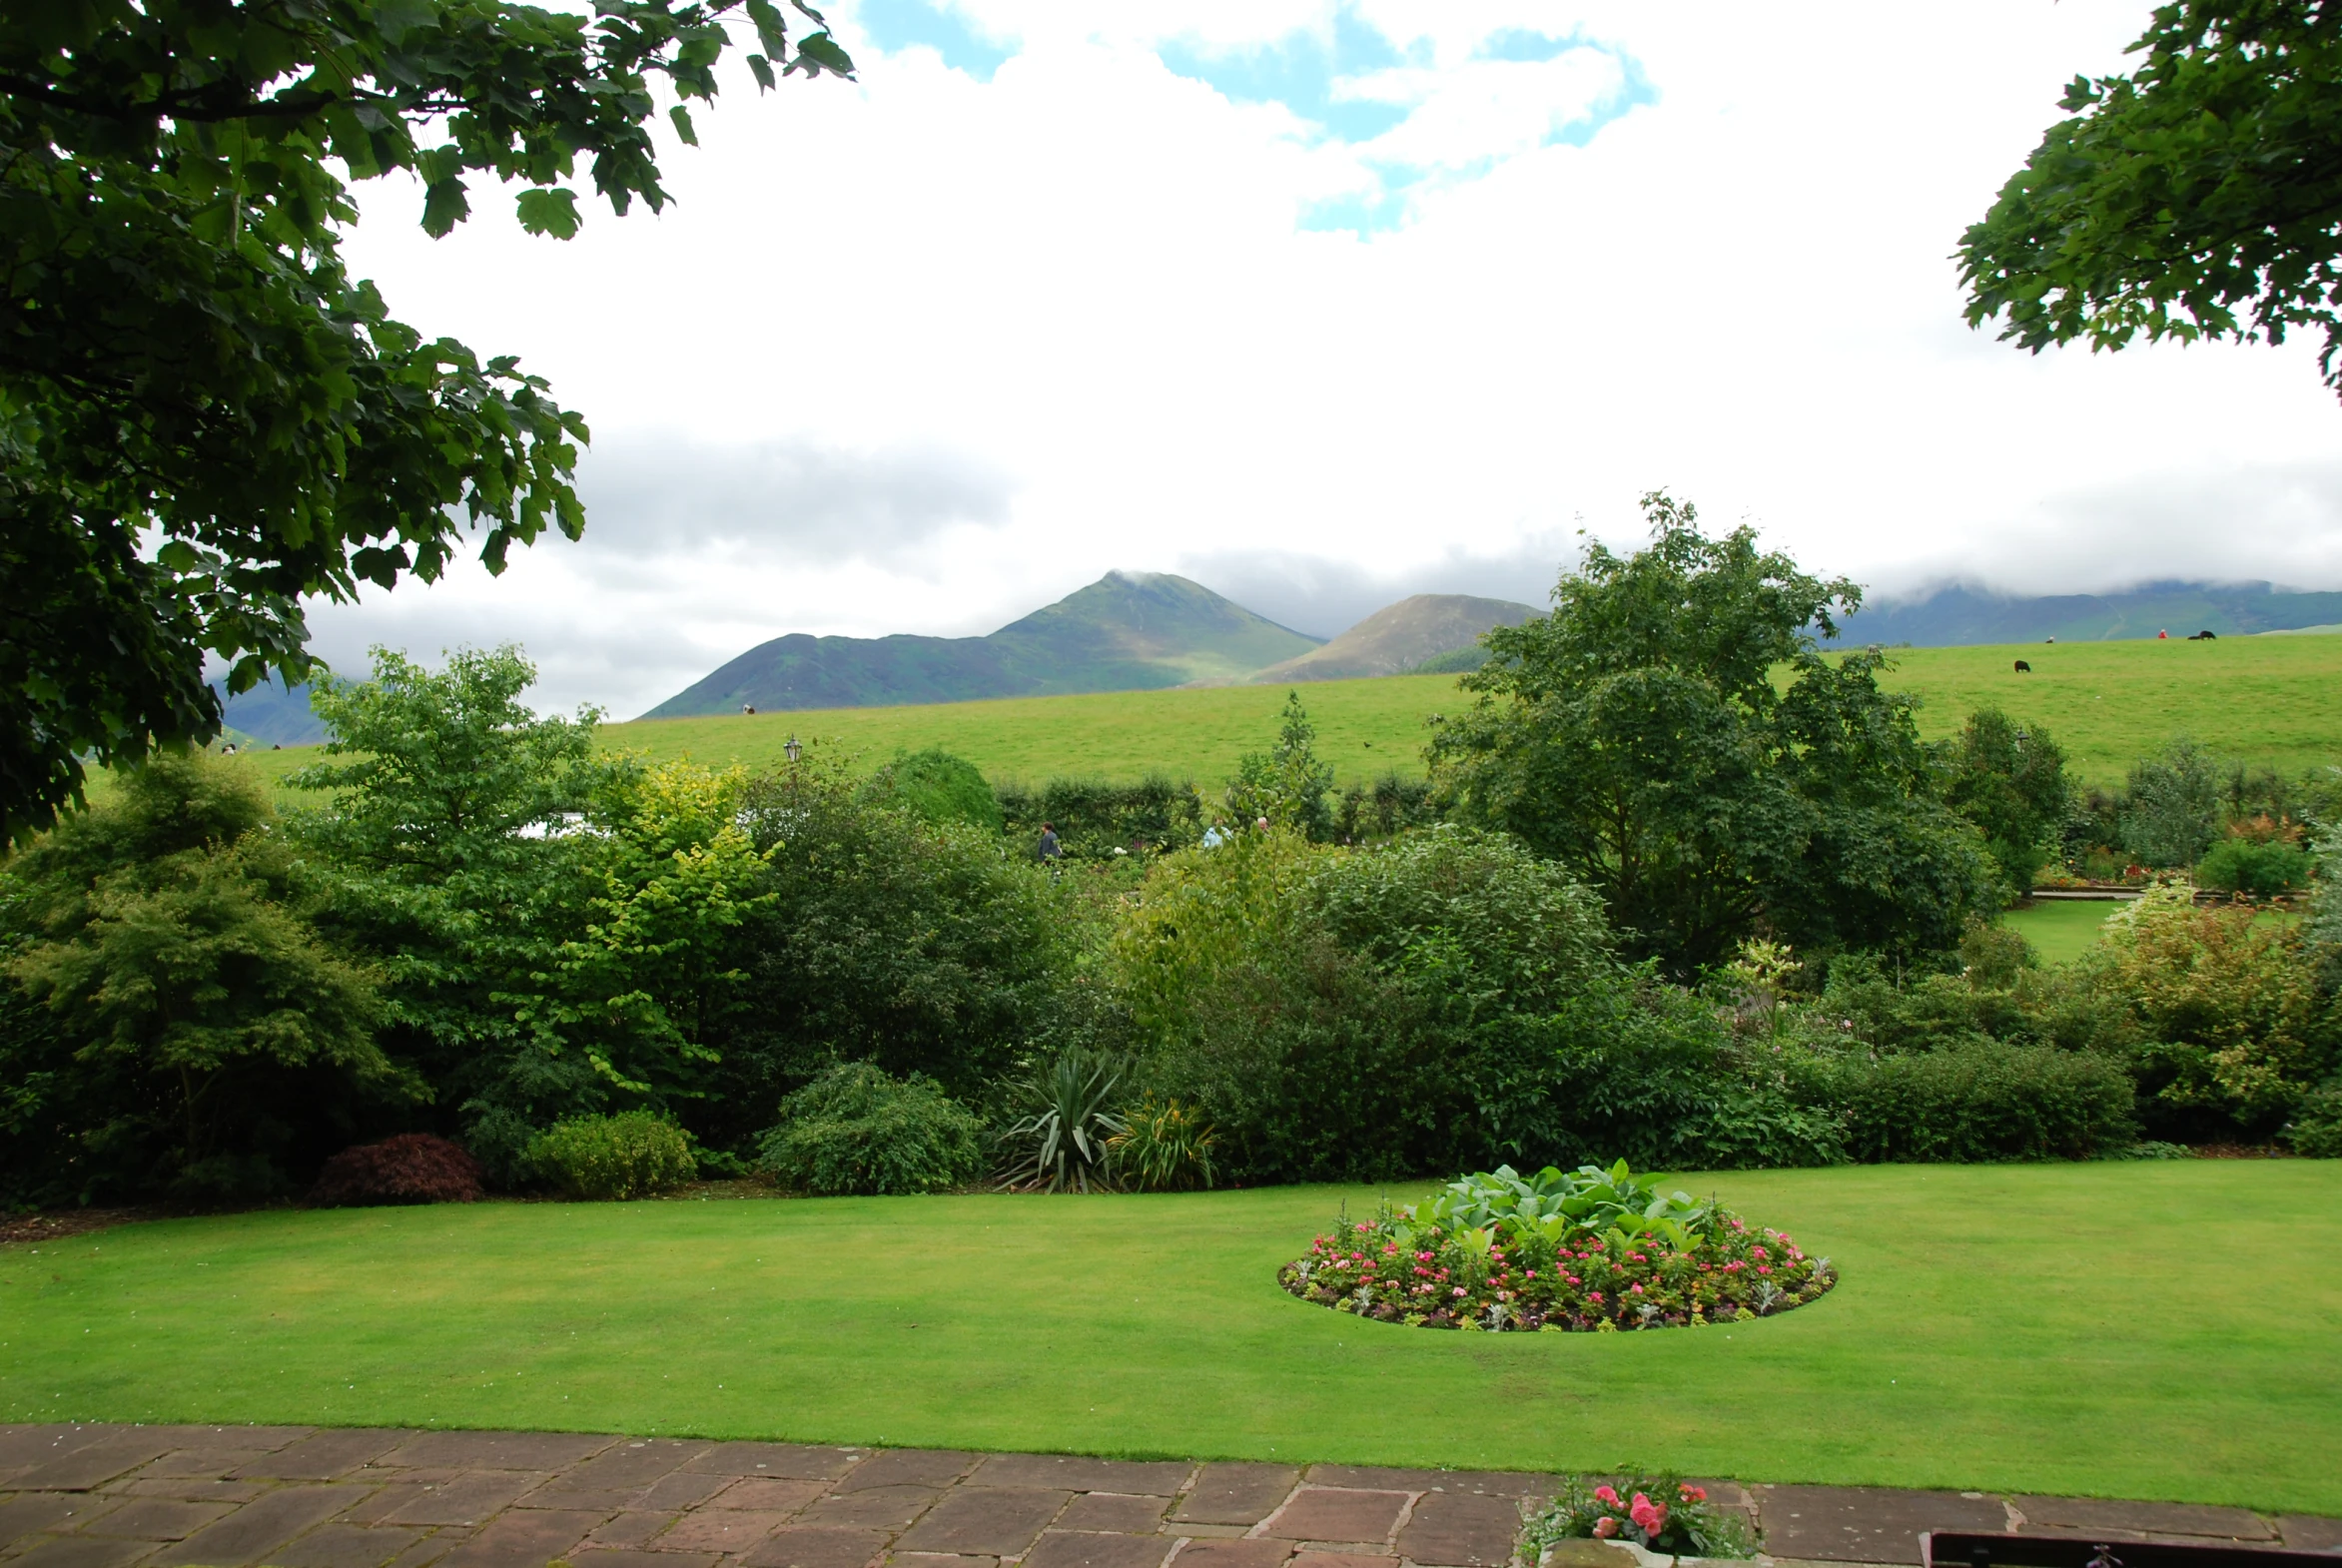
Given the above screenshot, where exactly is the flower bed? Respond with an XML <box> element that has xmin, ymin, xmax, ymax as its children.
<box><xmin>1525</xmin><ymin>1476</ymin><xmax>1757</xmax><ymax>1558</ymax></box>
<box><xmin>1278</xmin><ymin>1162</ymin><xmax>1836</xmax><ymax>1331</ymax></box>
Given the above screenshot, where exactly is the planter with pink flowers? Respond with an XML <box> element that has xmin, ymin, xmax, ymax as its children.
<box><xmin>1526</xmin><ymin>1475</ymin><xmax>1759</xmax><ymax>1560</ymax></box>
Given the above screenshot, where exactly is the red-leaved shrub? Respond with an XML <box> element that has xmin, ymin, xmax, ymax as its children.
<box><xmin>309</xmin><ymin>1134</ymin><xmax>484</xmax><ymax>1206</ymax></box>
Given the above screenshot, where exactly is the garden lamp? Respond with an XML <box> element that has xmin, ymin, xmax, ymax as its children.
<box><xmin>785</xmin><ymin>735</ymin><xmax>803</xmax><ymax>764</ymax></box>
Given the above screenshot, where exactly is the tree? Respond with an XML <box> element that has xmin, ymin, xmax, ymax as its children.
<box><xmin>2122</xmin><ymin>736</ymin><xmax>2226</xmax><ymax>868</ymax></box>
<box><xmin>1959</xmin><ymin>1</ymin><xmax>2342</xmax><ymax>395</ymax></box>
<box><xmin>1944</xmin><ymin>709</ymin><xmax>2071</xmax><ymax>895</ymax></box>
<box><xmin>1429</xmin><ymin>492</ymin><xmax>1999</xmax><ymax>975</ymax></box>
<box><xmin>1226</xmin><ymin>691</ymin><xmax>1336</xmax><ymax>838</ymax></box>
<box><xmin>0</xmin><ymin>0</ymin><xmax>854</xmax><ymax>845</ymax></box>
<box><xmin>2</xmin><ymin>750</ymin><xmax>393</xmax><ymax>1200</ymax></box>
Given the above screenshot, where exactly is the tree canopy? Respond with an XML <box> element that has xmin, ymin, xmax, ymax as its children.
<box><xmin>1959</xmin><ymin>1</ymin><xmax>2342</xmax><ymax>394</ymax></box>
<box><xmin>0</xmin><ymin>0</ymin><xmax>853</xmax><ymax>844</ymax></box>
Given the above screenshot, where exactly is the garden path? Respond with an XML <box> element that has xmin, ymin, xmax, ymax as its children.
<box><xmin>1</xmin><ymin>1426</ymin><xmax>2336</xmax><ymax>1568</ymax></box>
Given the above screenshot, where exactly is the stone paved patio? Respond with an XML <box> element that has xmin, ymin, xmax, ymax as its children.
<box><xmin>1</xmin><ymin>1427</ymin><xmax>2335</xmax><ymax>1568</ymax></box>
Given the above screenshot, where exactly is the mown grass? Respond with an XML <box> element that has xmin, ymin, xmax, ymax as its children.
<box><xmin>4</xmin><ymin>1165</ymin><xmax>2339</xmax><ymax>1511</ymax></box>
<box><xmin>221</xmin><ymin>634</ymin><xmax>2342</xmax><ymax>796</ymax></box>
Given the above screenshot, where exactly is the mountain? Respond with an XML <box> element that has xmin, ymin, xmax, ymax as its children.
<box><xmin>1247</xmin><ymin>594</ymin><xmax>1543</xmax><ymax>683</ymax></box>
<box><xmin>644</xmin><ymin>571</ymin><xmax>1322</xmax><ymax>717</ymax></box>
<box><xmin>1840</xmin><ymin>581</ymin><xmax>2342</xmax><ymax>645</ymax></box>
<box><xmin>217</xmin><ymin>675</ymin><xmax>330</xmax><ymax>747</ymax></box>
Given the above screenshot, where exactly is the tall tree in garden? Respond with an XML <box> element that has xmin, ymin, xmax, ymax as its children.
<box><xmin>1944</xmin><ymin>709</ymin><xmax>2071</xmax><ymax>895</ymax></box>
<box><xmin>1959</xmin><ymin>1</ymin><xmax>2342</xmax><ymax>395</ymax></box>
<box><xmin>0</xmin><ymin>0</ymin><xmax>854</xmax><ymax>845</ymax></box>
<box><xmin>1429</xmin><ymin>492</ymin><xmax>2000</xmax><ymax>976</ymax></box>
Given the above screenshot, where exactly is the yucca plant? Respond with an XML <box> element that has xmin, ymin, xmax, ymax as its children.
<box><xmin>996</xmin><ymin>1048</ymin><xmax>1128</xmax><ymax>1192</ymax></box>
<box><xmin>1107</xmin><ymin>1095</ymin><xmax>1217</xmax><ymax>1191</ymax></box>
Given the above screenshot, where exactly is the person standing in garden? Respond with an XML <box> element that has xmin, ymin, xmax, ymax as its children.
<box><xmin>1037</xmin><ymin>822</ymin><xmax>1063</xmax><ymax>879</ymax></box>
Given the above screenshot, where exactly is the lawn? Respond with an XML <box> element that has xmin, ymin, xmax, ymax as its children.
<box><xmin>219</xmin><ymin>633</ymin><xmax>2342</xmax><ymax>797</ymax></box>
<box><xmin>4</xmin><ymin>1165</ymin><xmax>2339</xmax><ymax>1513</ymax></box>
<box><xmin>2003</xmin><ymin>900</ymin><xmax>2122</xmax><ymax>965</ymax></box>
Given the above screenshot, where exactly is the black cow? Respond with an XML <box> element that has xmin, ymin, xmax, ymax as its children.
<box><xmin>2013</xmin><ymin>659</ymin><xmax>2031</xmax><ymax>673</ymax></box>
<box><xmin>2187</xmin><ymin>629</ymin><xmax>2218</xmax><ymax>640</ymax></box>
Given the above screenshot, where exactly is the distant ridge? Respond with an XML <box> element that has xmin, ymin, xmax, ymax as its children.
<box><xmin>1248</xmin><ymin>594</ymin><xmax>1542</xmax><ymax>682</ymax></box>
<box><xmin>1842</xmin><ymin>581</ymin><xmax>2342</xmax><ymax>645</ymax></box>
<box><xmin>217</xmin><ymin>674</ymin><xmax>329</xmax><ymax>747</ymax></box>
<box><xmin>643</xmin><ymin>571</ymin><xmax>1321</xmax><ymax>717</ymax></box>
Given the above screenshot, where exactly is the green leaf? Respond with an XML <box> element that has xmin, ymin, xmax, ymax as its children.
<box><xmin>789</xmin><ymin>31</ymin><xmax>856</xmax><ymax>78</ymax></box>
<box><xmin>669</xmin><ymin>104</ymin><xmax>699</xmax><ymax>146</ymax></box>
<box><xmin>421</xmin><ymin>176</ymin><xmax>470</xmax><ymax>237</ymax></box>
<box><xmin>515</xmin><ymin>187</ymin><xmax>582</xmax><ymax>239</ymax></box>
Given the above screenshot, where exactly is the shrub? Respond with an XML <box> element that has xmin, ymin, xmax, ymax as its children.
<box><xmin>1106</xmin><ymin>1095</ymin><xmax>1216</xmax><ymax>1191</ymax></box>
<box><xmin>2283</xmin><ymin>1082</ymin><xmax>2342</xmax><ymax>1159</ymax></box>
<box><xmin>863</xmin><ymin>749</ymin><xmax>1005</xmax><ymax>832</ymax></box>
<box><xmin>1821</xmin><ymin>1039</ymin><xmax>2136</xmax><ymax>1161</ymax></box>
<box><xmin>756</xmin><ymin>1063</ymin><xmax>984</xmax><ymax>1195</ymax></box>
<box><xmin>997</xmin><ymin>1048</ymin><xmax>1127</xmax><ymax>1192</ymax></box>
<box><xmin>1528</xmin><ymin>1478</ymin><xmax>1757</xmax><ymax>1559</ymax></box>
<box><xmin>2196</xmin><ymin>836</ymin><xmax>2313</xmax><ymax>897</ymax></box>
<box><xmin>527</xmin><ymin>1111</ymin><xmax>697</xmax><ymax>1199</ymax></box>
<box><xmin>2122</xmin><ymin>738</ymin><xmax>2223</xmax><ymax>868</ymax></box>
<box><xmin>1280</xmin><ymin>1167</ymin><xmax>1835</xmax><ymax>1332</ymax></box>
<box><xmin>310</xmin><ymin>1134</ymin><xmax>484</xmax><ymax>1206</ymax></box>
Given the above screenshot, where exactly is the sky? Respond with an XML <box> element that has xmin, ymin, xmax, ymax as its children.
<box><xmin>313</xmin><ymin>0</ymin><xmax>2342</xmax><ymax>719</ymax></box>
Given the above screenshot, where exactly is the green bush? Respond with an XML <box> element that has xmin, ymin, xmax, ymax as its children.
<box><xmin>527</xmin><ymin>1111</ymin><xmax>697</xmax><ymax>1199</ymax></box>
<box><xmin>864</xmin><ymin>749</ymin><xmax>1005</xmax><ymax>832</ymax></box>
<box><xmin>756</xmin><ymin>1063</ymin><xmax>984</xmax><ymax>1195</ymax></box>
<box><xmin>2284</xmin><ymin>1082</ymin><xmax>2342</xmax><ymax>1159</ymax></box>
<box><xmin>1106</xmin><ymin>1095</ymin><xmax>1216</xmax><ymax>1190</ymax></box>
<box><xmin>1821</xmin><ymin>1040</ymin><xmax>2136</xmax><ymax>1162</ymax></box>
<box><xmin>2195</xmin><ymin>836</ymin><xmax>2313</xmax><ymax>896</ymax></box>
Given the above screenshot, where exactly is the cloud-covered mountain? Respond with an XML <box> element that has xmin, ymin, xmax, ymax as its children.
<box><xmin>1247</xmin><ymin>594</ymin><xmax>1542</xmax><ymax>682</ymax></box>
<box><xmin>1842</xmin><ymin>581</ymin><xmax>2342</xmax><ymax>646</ymax></box>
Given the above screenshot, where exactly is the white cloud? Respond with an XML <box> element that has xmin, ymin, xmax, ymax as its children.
<box><xmin>317</xmin><ymin>0</ymin><xmax>2342</xmax><ymax>720</ymax></box>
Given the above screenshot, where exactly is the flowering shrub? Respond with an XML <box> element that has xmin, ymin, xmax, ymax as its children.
<box><xmin>1525</xmin><ymin>1476</ymin><xmax>1757</xmax><ymax>1558</ymax></box>
<box><xmin>1279</xmin><ymin>1163</ymin><xmax>1834</xmax><ymax>1331</ymax></box>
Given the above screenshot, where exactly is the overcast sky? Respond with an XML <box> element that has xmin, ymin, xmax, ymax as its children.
<box><xmin>312</xmin><ymin>0</ymin><xmax>2342</xmax><ymax>719</ymax></box>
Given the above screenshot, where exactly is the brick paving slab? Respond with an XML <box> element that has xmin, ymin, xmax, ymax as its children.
<box><xmin>1286</xmin><ymin>1554</ymin><xmax>1396</xmax><ymax>1568</ymax></box>
<box><xmin>1755</xmin><ymin>1486</ymin><xmax>2010</xmax><ymax>1564</ymax></box>
<box><xmin>1170</xmin><ymin>1542</ymin><xmax>1293</xmax><ymax>1568</ymax></box>
<box><xmin>836</xmin><ymin>1454</ymin><xmax>978</xmax><ymax>1493</ymax></box>
<box><xmin>381</xmin><ymin>1435</ymin><xmax>614</xmax><ymax>1473</ymax></box>
<box><xmin>578</xmin><ymin>1511</ymin><xmax>677</xmax><ymax>1550</ymax></box>
<box><xmin>136</xmin><ymin>1448</ymin><xmax>273</xmax><ymax>1480</ymax></box>
<box><xmin>1022</xmin><ymin>1530</ymin><xmax>1178</xmax><ymax>1568</ymax></box>
<box><xmin>1395</xmin><ymin>1491</ymin><xmax>1524</xmax><ymax>1567</ymax></box>
<box><xmin>4</xmin><ymin>1535</ymin><xmax>159</xmax><ymax>1568</ymax></box>
<box><xmin>740</xmin><ymin>1525</ymin><xmax>888</xmax><ymax>1568</ymax></box>
<box><xmin>382</xmin><ymin>1475</ymin><xmax>554</xmax><ymax>1529</ymax></box>
<box><xmin>653</xmin><ymin>1509</ymin><xmax>794</xmax><ymax>1553</ymax></box>
<box><xmin>1262</xmin><ymin>1491</ymin><xmax>1408</xmax><ymax>1546</ymax></box>
<box><xmin>264</xmin><ymin>1522</ymin><xmax>428</xmax><ymax>1568</ymax></box>
<box><xmin>896</xmin><ymin>1489</ymin><xmax>1071</xmax><ymax>1556</ymax></box>
<box><xmin>235</xmin><ymin>1433</ymin><xmax>418</xmax><ymax>1482</ymax></box>
<box><xmin>434</xmin><ymin>1507</ymin><xmax>602</xmax><ymax>1568</ymax></box>
<box><xmin>146</xmin><ymin>1483</ymin><xmax>376</xmax><ymax>1567</ymax></box>
<box><xmin>892</xmin><ymin>1554</ymin><xmax>999</xmax><ymax>1568</ymax></box>
<box><xmin>568</xmin><ymin>1551</ymin><xmax>724</xmax><ymax>1568</ymax></box>
<box><xmin>1174</xmin><ymin>1468</ymin><xmax>1300</xmax><ymax>1528</ymax></box>
<box><xmin>1303</xmin><ymin>1469</ymin><xmax>1547</xmax><ymax>1499</ymax></box>
<box><xmin>543</xmin><ymin>1444</ymin><xmax>710</xmax><ymax>1495</ymax></box>
<box><xmin>797</xmin><ymin>1485</ymin><xmax>940</xmax><ymax>1529</ymax></box>
<box><xmin>2012</xmin><ymin>1497</ymin><xmax>2275</xmax><ymax>1540</ymax></box>
<box><xmin>115</xmin><ymin>1478</ymin><xmax>272</xmax><ymax>1506</ymax></box>
<box><xmin>971</xmin><ymin>1459</ymin><xmax>1193</xmax><ymax>1496</ymax></box>
<box><xmin>1056</xmin><ymin>1494</ymin><xmax>1171</xmax><ymax>1534</ymax></box>
<box><xmin>706</xmin><ymin>1480</ymin><xmax>830</xmax><ymax>1515</ymax></box>
<box><xmin>0</xmin><ymin>1429</ymin><xmax>105</xmax><ymax>1474</ymax></box>
<box><xmin>678</xmin><ymin>1446</ymin><xmax>861</xmax><ymax>1482</ymax></box>
<box><xmin>8</xmin><ymin>1435</ymin><xmax>179</xmax><ymax>1493</ymax></box>
<box><xmin>2276</xmin><ymin>1517</ymin><xmax>2342</xmax><ymax>1551</ymax></box>
<box><xmin>0</xmin><ymin>1494</ymin><xmax>106</xmax><ymax>1547</ymax></box>
<box><xmin>74</xmin><ymin>1498</ymin><xmax>234</xmax><ymax>1540</ymax></box>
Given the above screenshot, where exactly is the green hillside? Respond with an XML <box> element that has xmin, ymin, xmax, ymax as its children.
<box><xmin>1246</xmin><ymin>593</ymin><xmax>1540</xmax><ymax>682</ymax></box>
<box><xmin>222</xmin><ymin>634</ymin><xmax>2342</xmax><ymax>797</ymax></box>
<box><xmin>643</xmin><ymin>570</ymin><xmax>1319</xmax><ymax>716</ymax></box>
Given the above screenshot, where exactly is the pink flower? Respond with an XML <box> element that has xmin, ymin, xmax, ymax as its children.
<box><xmin>1630</xmin><ymin>1495</ymin><xmax>1668</xmax><ymax>1535</ymax></box>
<box><xmin>1680</xmin><ymin>1485</ymin><xmax>1707</xmax><ymax>1503</ymax></box>
<box><xmin>1758</xmin><ymin>1265</ymin><xmax>1772</xmax><ymax>1275</ymax></box>
<box><xmin>1630</xmin><ymin>1283</ymin><xmax>1644</xmax><ymax>1294</ymax></box>
<box><xmin>1592</xmin><ymin>1519</ymin><xmax>1618</xmax><ymax>1539</ymax></box>
<box><xmin>1451</xmin><ymin>1286</ymin><xmax>1467</xmax><ymax>1297</ymax></box>
<box><xmin>1593</xmin><ymin>1486</ymin><xmax>1620</xmax><ymax>1506</ymax></box>
<box><xmin>1588</xmin><ymin>1291</ymin><xmax>1604</xmax><ymax>1304</ymax></box>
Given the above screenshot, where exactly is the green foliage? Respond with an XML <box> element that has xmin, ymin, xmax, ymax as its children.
<box><xmin>2284</xmin><ymin>1080</ymin><xmax>2342</xmax><ymax>1157</ymax></box>
<box><xmin>2196</xmin><ymin>835</ymin><xmax>2314</xmax><ymax>895</ymax></box>
<box><xmin>1285</xmin><ymin>1188</ymin><xmax>1835</xmax><ymax>1331</ymax></box>
<box><xmin>0</xmin><ymin>0</ymin><xmax>851</xmax><ymax>843</ymax></box>
<box><xmin>1945</xmin><ymin>709</ymin><xmax>2071</xmax><ymax>895</ymax></box>
<box><xmin>1226</xmin><ymin>691</ymin><xmax>1337</xmax><ymax>838</ymax></box>
<box><xmin>994</xmin><ymin>774</ymin><xmax>1205</xmax><ymax>860</ymax></box>
<box><xmin>1528</xmin><ymin>1478</ymin><xmax>1759</xmax><ymax>1558</ymax></box>
<box><xmin>2123</xmin><ymin>738</ymin><xmax>2225</xmax><ymax>868</ymax></box>
<box><xmin>755</xmin><ymin>1063</ymin><xmax>985</xmax><ymax>1195</ymax></box>
<box><xmin>1815</xmin><ymin>1039</ymin><xmax>2138</xmax><ymax>1162</ymax></box>
<box><xmin>1430</xmin><ymin>491</ymin><xmax>1998</xmax><ymax>975</ymax></box>
<box><xmin>1</xmin><ymin>751</ymin><xmax>393</xmax><ymax>1201</ymax></box>
<box><xmin>1105</xmin><ymin>1095</ymin><xmax>1217</xmax><ymax>1191</ymax></box>
<box><xmin>526</xmin><ymin>1110</ymin><xmax>696</xmax><ymax>1199</ymax></box>
<box><xmin>865</xmin><ymin>750</ymin><xmax>1005</xmax><ymax>833</ymax></box>
<box><xmin>997</xmin><ymin>1049</ymin><xmax>1128</xmax><ymax>1193</ymax></box>
<box><xmin>1959</xmin><ymin>0</ymin><xmax>2342</xmax><ymax>394</ymax></box>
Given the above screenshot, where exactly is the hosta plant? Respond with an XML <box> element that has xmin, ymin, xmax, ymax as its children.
<box><xmin>1526</xmin><ymin>1476</ymin><xmax>1757</xmax><ymax>1559</ymax></box>
<box><xmin>1280</xmin><ymin>1161</ymin><xmax>1834</xmax><ymax>1331</ymax></box>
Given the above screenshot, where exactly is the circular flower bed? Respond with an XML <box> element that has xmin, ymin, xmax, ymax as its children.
<box><xmin>1278</xmin><ymin>1162</ymin><xmax>1836</xmax><ymax>1331</ymax></box>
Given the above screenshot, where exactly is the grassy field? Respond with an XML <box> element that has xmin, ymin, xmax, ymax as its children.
<box><xmin>4</xmin><ymin>1165</ymin><xmax>2339</xmax><ymax>1512</ymax></box>
<box><xmin>219</xmin><ymin>635</ymin><xmax>2342</xmax><ymax>796</ymax></box>
<box><xmin>2003</xmin><ymin>900</ymin><xmax>2123</xmax><ymax>965</ymax></box>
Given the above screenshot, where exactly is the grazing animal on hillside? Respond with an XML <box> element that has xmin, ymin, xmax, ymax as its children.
<box><xmin>2188</xmin><ymin>629</ymin><xmax>2218</xmax><ymax>640</ymax></box>
<box><xmin>2013</xmin><ymin>659</ymin><xmax>2031</xmax><ymax>673</ymax></box>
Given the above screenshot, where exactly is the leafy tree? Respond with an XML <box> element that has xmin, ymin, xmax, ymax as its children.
<box><xmin>1944</xmin><ymin>709</ymin><xmax>2071</xmax><ymax>894</ymax></box>
<box><xmin>2122</xmin><ymin>737</ymin><xmax>2224</xmax><ymax>868</ymax></box>
<box><xmin>1430</xmin><ymin>492</ymin><xmax>1998</xmax><ymax>974</ymax></box>
<box><xmin>1226</xmin><ymin>691</ymin><xmax>1335</xmax><ymax>839</ymax></box>
<box><xmin>2</xmin><ymin>750</ymin><xmax>393</xmax><ymax>1201</ymax></box>
<box><xmin>1</xmin><ymin>0</ymin><xmax>853</xmax><ymax>844</ymax></box>
<box><xmin>1959</xmin><ymin>1</ymin><xmax>2342</xmax><ymax>395</ymax></box>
